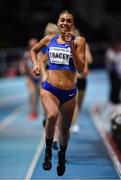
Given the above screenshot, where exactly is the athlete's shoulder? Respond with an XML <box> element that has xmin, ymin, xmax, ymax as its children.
<box><xmin>75</xmin><ymin>35</ymin><xmax>85</xmax><ymax>42</ymax></box>
<box><xmin>41</xmin><ymin>35</ymin><xmax>52</xmax><ymax>44</ymax></box>
<box><xmin>74</xmin><ymin>35</ymin><xmax>86</xmax><ymax>46</ymax></box>
<box><xmin>44</xmin><ymin>34</ymin><xmax>58</xmax><ymax>44</ymax></box>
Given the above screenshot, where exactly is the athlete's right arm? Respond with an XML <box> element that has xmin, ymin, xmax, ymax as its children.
<box><xmin>30</xmin><ymin>35</ymin><xmax>51</xmax><ymax>75</ymax></box>
<box><xmin>30</xmin><ymin>36</ymin><xmax>50</xmax><ymax>65</ymax></box>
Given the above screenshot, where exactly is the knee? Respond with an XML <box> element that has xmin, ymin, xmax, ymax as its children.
<box><xmin>47</xmin><ymin>111</ymin><xmax>59</xmax><ymax>122</ymax></box>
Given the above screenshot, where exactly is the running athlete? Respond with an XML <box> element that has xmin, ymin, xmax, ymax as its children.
<box><xmin>71</xmin><ymin>28</ymin><xmax>93</xmax><ymax>133</ymax></box>
<box><xmin>30</xmin><ymin>10</ymin><xmax>86</xmax><ymax>176</ymax></box>
<box><xmin>19</xmin><ymin>38</ymin><xmax>41</xmax><ymax>120</ymax></box>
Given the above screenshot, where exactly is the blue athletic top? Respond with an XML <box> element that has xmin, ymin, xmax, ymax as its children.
<box><xmin>47</xmin><ymin>34</ymin><xmax>76</xmax><ymax>72</ymax></box>
<box><xmin>40</xmin><ymin>45</ymin><xmax>47</xmax><ymax>54</ymax></box>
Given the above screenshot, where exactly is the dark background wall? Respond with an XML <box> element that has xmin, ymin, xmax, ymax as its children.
<box><xmin>0</xmin><ymin>0</ymin><xmax>121</xmax><ymax>48</ymax></box>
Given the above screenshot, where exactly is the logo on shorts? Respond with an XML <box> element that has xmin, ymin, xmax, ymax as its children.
<box><xmin>69</xmin><ymin>93</ymin><xmax>75</xmax><ymax>97</ymax></box>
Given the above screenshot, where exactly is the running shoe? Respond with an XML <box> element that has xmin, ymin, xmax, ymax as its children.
<box><xmin>28</xmin><ymin>112</ymin><xmax>38</xmax><ymax>120</ymax></box>
<box><xmin>57</xmin><ymin>151</ymin><xmax>66</xmax><ymax>176</ymax></box>
<box><xmin>70</xmin><ymin>124</ymin><xmax>80</xmax><ymax>133</ymax></box>
<box><xmin>43</xmin><ymin>148</ymin><xmax>52</xmax><ymax>171</ymax></box>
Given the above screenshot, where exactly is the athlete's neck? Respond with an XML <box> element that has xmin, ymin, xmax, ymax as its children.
<box><xmin>57</xmin><ymin>34</ymin><xmax>66</xmax><ymax>44</ymax></box>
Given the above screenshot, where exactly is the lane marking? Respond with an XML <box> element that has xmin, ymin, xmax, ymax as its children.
<box><xmin>25</xmin><ymin>131</ymin><xmax>45</xmax><ymax>180</ymax></box>
<box><xmin>90</xmin><ymin>107</ymin><xmax>121</xmax><ymax>179</ymax></box>
<box><xmin>0</xmin><ymin>105</ymin><xmax>26</xmax><ymax>131</ymax></box>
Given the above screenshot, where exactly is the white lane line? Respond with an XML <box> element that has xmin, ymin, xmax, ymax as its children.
<box><xmin>25</xmin><ymin>131</ymin><xmax>45</xmax><ymax>180</ymax></box>
<box><xmin>90</xmin><ymin>107</ymin><xmax>121</xmax><ymax>179</ymax></box>
<box><xmin>0</xmin><ymin>105</ymin><xmax>25</xmax><ymax>131</ymax></box>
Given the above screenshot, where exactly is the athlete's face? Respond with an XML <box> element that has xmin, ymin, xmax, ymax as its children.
<box><xmin>57</xmin><ymin>13</ymin><xmax>73</xmax><ymax>34</ymax></box>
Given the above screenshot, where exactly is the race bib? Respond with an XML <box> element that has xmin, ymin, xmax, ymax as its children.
<box><xmin>49</xmin><ymin>47</ymin><xmax>71</xmax><ymax>65</ymax></box>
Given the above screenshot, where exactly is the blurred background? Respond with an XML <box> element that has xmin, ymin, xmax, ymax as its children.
<box><xmin>0</xmin><ymin>0</ymin><xmax>121</xmax><ymax>77</ymax></box>
<box><xmin>1</xmin><ymin>1</ymin><xmax>121</xmax><ymax>179</ymax></box>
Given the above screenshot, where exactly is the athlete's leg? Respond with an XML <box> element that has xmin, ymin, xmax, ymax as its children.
<box><xmin>26</xmin><ymin>76</ymin><xmax>38</xmax><ymax>119</ymax></box>
<box><xmin>52</xmin><ymin>119</ymin><xmax>60</xmax><ymax>150</ymax></box>
<box><xmin>40</xmin><ymin>89</ymin><xmax>60</xmax><ymax>170</ymax></box>
<box><xmin>71</xmin><ymin>78</ymin><xmax>87</xmax><ymax>133</ymax></box>
<box><xmin>59</xmin><ymin>96</ymin><xmax>76</xmax><ymax>145</ymax></box>
<box><xmin>72</xmin><ymin>90</ymin><xmax>85</xmax><ymax>123</ymax></box>
<box><xmin>57</xmin><ymin>96</ymin><xmax>76</xmax><ymax>176</ymax></box>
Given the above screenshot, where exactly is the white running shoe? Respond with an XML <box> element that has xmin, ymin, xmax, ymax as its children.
<box><xmin>70</xmin><ymin>124</ymin><xmax>80</xmax><ymax>133</ymax></box>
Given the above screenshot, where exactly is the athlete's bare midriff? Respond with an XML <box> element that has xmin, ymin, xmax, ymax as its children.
<box><xmin>47</xmin><ymin>70</ymin><xmax>76</xmax><ymax>90</ymax></box>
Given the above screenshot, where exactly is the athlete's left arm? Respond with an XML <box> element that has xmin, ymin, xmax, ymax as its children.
<box><xmin>70</xmin><ymin>36</ymin><xmax>86</xmax><ymax>73</ymax></box>
<box><xmin>81</xmin><ymin>43</ymin><xmax>93</xmax><ymax>77</ymax></box>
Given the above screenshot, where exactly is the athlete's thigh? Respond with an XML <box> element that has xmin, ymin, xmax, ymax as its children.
<box><xmin>40</xmin><ymin>88</ymin><xmax>60</xmax><ymax>115</ymax></box>
<box><xmin>60</xmin><ymin>96</ymin><xmax>76</xmax><ymax>128</ymax></box>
